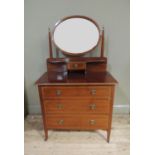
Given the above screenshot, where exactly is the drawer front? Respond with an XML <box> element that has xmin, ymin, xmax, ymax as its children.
<box><xmin>44</xmin><ymin>99</ymin><xmax>110</xmax><ymax>114</ymax></box>
<box><xmin>46</xmin><ymin>115</ymin><xmax>109</xmax><ymax>130</ymax></box>
<box><xmin>67</xmin><ymin>62</ymin><xmax>86</xmax><ymax>70</ymax></box>
<box><xmin>41</xmin><ymin>86</ymin><xmax>111</xmax><ymax>99</ymax></box>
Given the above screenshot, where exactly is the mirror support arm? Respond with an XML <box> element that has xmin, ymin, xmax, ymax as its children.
<box><xmin>48</xmin><ymin>27</ymin><xmax>53</xmax><ymax>58</ymax></box>
<box><xmin>100</xmin><ymin>27</ymin><xmax>104</xmax><ymax>57</ymax></box>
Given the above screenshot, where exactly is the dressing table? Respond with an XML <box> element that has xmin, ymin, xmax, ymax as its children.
<box><xmin>36</xmin><ymin>15</ymin><xmax>117</xmax><ymax>142</ymax></box>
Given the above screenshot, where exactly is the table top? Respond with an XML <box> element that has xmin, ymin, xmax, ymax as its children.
<box><xmin>36</xmin><ymin>71</ymin><xmax>117</xmax><ymax>86</ymax></box>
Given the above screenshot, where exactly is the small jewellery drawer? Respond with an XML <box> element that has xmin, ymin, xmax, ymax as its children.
<box><xmin>46</xmin><ymin>115</ymin><xmax>109</xmax><ymax>130</ymax></box>
<box><xmin>41</xmin><ymin>86</ymin><xmax>111</xmax><ymax>99</ymax></box>
<box><xmin>67</xmin><ymin>62</ymin><xmax>86</xmax><ymax>70</ymax></box>
<box><xmin>44</xmin><ymin>99</ymin><xmax>110</xmax><ymax>114</ymax></box>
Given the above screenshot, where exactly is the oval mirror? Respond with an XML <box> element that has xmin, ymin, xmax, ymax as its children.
<box><xmin>53</xmin><ymin>16</ymin><xmax>100</xmax><ymax>55</ymax></box>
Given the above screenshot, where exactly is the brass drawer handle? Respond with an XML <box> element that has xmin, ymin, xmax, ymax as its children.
<box><xmin>73</xmin><ymin>64</ymin><xmax>78</xmax><ymax>68</ymax></box>
<box><xmin>91</xmin><ymin>89</ymin><xmax>96</xmax><ymax>95</ymax></box>
<box><xmin>57</xmin><ymin>104</ymin><xmax>63</xmax><ymax>110</ymax></box>
<box><xmin>89</xmin><ymin>104</ymin><xmax>96</xmax><ymax>110</ymax></box>
<box><xmin>58</xmin><ymin>119</ymin><xmax>64</xmax><ymax>125</ymax></box>
<box><xmin>56</xmin><ymin>90</ymin><xmax>61</xmax><ymax>96</ymax></box>
<box><xmin>89</xmin><ymin>120</ymin><xmax>96</xmax><ymax>125</ymax></box>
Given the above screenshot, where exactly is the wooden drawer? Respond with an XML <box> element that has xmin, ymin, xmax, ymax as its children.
<box><xmin>46</xmin><ymin>114</ymin><xmax>109</xmax><ymax>130</ymax></box>
<box><xmin>67</xmin><ymin>62</ymin><xmax>86</xmax><ymax>70</ymax></box>
<box><xmin>44</xmin><ymin>99</ymin><xmax>110</xmax><ymax>114</ymax></box>
<box><xmin>41</xmin><ymin>86</ymin><xmax>111</xmax><ymax>99</ymax></box>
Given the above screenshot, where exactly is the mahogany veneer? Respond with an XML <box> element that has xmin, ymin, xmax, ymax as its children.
<box><xmin>36</xmin><ymin>71</ymin><xmax>117</xmax><ymax>142</ymax></box>
<box><xmin>46</xmin><ymin>114</ymin><xmax>109</xmax><ymax>130</ymax></box>
<box><xmin>36</xmin><ymin>16</ymin><xmax>117</xmax><ymax>142</ymax></box>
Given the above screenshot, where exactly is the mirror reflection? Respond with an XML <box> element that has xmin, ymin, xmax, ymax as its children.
<box><xmin>53</xmin><ymin>16</ymin><xmax>100</xmax><ymax>55</ymax></box>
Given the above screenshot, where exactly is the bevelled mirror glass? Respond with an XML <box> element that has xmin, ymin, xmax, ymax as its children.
<box><xmin>53</xmin><ymin>16</ymin><xmax>100</xmax><ymax>55</ymax></box>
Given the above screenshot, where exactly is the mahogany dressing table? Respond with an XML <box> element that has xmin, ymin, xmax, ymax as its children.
<box><xmin>36</xmin><ymin>16</ymin><xmax>117</xmax><ymax>142</ymax></box>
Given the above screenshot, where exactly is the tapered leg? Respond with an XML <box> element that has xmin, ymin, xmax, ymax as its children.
<box><xmin>44</xmin><ymin>129</ymin><xmax>48</xmax><ymax>141</ymax></box>
<box><xmin>107</xmin><ymin>130</ymin><xmax>111</xmax><ymax>143</ymax></box>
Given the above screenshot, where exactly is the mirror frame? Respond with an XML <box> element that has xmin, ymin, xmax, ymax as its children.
<box><xmin>52</xmin><ymin>15</ymin><xmax>101</xmax><ymax>56</ymax></box>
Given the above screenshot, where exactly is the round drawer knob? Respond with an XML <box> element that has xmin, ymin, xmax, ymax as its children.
<box><xmin>89</xmin><ymin>120</ymin><xmax>96</xmax><ymax>125</ymax></box>
<box><xmin>58</xmin><ymin>119</ymin><xmax>64</xmax><ymax>125</ymax></box>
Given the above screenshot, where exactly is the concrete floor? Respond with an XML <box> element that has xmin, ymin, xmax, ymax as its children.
<box><xmin>24</xmin><ymin>114</ymin><xmax>130</xmax><ymax>155</ymax></box>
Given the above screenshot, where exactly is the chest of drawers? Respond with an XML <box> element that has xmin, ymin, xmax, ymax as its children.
<box><xmin>36</xmin><ymin>72</ymin><xmax>117</xmax><ymax>142</ymax></box>
<box><xmin>35</xmin><ymin>15</ymin><xmax>118</xmax><ymax>143</ymax></box>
